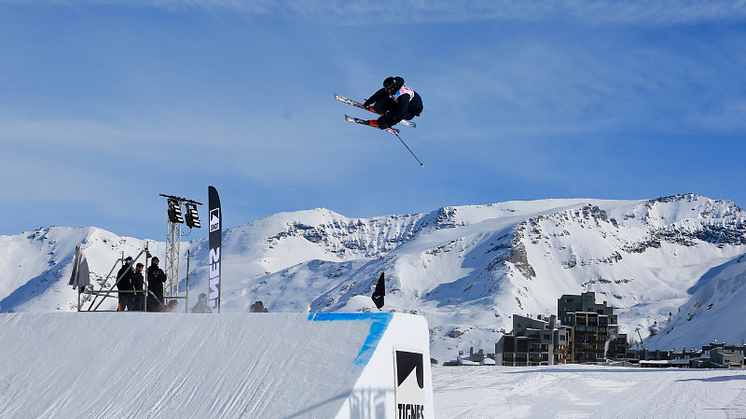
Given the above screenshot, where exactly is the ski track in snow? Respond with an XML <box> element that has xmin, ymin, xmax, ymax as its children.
<box><xmin>433</xmin><ymin>365</ymin><xmax>746</xmax><ymax>419</ymax></box>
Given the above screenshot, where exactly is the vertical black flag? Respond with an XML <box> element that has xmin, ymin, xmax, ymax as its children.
<box><xmin>208</xmin><ymin>186</ymin><xmax>222</xmax><ymax>313</ymax></box>
<box><xmin>372</xmin><ymin>272</ymin><xmax>385</xmax><ymax>309</ymax></box>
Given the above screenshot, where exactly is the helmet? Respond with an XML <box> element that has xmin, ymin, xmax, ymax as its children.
<box><xmin>199</xmin><ymin>293</ymin><xmax>208</xmax><ymax>302</ymax></box>
<box><xmin>383</xmin><ymin>76</ymin><xmax>404</xmax><ymax>94</ymax></box>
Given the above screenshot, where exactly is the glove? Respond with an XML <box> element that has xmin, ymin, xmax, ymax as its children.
<box><xmin>364</xmin><ymin>99</ymin><xmax>373</xmax><ymax>107</ymax></box>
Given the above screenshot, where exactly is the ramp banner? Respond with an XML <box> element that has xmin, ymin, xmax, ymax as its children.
<box><xmin>208</xmin><ymin>186</ymin><xmax>222</xmax><ymax>312</ymax></box>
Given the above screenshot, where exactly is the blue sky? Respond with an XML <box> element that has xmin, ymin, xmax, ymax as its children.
<box><xmin>2</xmin><ymin>1</ymin><xmax>746</xmax><ymax>240</ymax></box>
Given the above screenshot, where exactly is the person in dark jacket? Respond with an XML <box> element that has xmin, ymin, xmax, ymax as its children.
<box><xmin>190</xmin><ymin>293</ymin><xmax>213</xmax><ymax>313</ymax></box>
<box><xmin>363</xmin><ymin>76</ymin><xmax>423</xmax><ymax>130</ymax></box>
<box><xmin>132</xmin><ymin>263</ymin><xmax>145</xmax><ymax>311</ymax></box>
<box><xmin>115</xmin><ymin>256</ymin><xmax>136</xmax><ymax>311</ymax></box>
<box><xmin>147</xmin><ymin>257</ymin><xmax>167</xmax><ymax>312</ymax></box>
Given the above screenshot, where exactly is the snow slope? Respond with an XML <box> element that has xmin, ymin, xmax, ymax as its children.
<box><xmin>2</xmin><ymin>312</ymin><xmax>743</xmax><ymax>419</ymax></box>
<box><xmin>2</xmin><ymin>193</ymin><xmax>746</xmax><ymax>360</ymax></box>
<box><xmin>0</xmin><ymin>312</ymin><xmax>433</xmax><ymax>419</ymax></box>
<box><xmin>433</xmin><ymin>364</ymin><xmax>746</xmax><ymax>418</ymax></box>
<box><xmin>647</xmin><ymin>253</ymin><xmax>746</xmax><ymax>351</ymax></box>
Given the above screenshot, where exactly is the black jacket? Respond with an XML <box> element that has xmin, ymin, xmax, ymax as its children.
<box><xmin>190</xmin><ymin>301</ymin><xmax>213</xmax><ymax>313</ymax></box>
<box><xmin>366</xmin><ymin>87</ymin><xmax>423</xmax><ymax>128</ymax></box>
<box><xmin>133</xmin><ymin>271</ymin><xmax>144</xmax><ymax>294</ymax></box>
<box><xmin>115</xmin><ymin>265</ymin><xmax>135</xmax><ymax>290</ymax></box>
<box><xmin>147</xmin><ymin>265</ymin><xmax>167</xmax><ymax>297</ymax></box>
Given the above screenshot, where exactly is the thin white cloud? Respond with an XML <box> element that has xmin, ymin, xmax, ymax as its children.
<box><xmin>689</xmin><ymin>99</ymin><xmax>746</xmax><ymax>132</ymax></box>
<box><xmin>5</xmin><ymin>0</ymin><xmax>746</xmax><ymax>25</ymax></box>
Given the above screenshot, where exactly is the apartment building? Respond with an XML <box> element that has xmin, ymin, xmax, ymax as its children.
<box><xmin>496</xmin><ymin>314</ymin><xmax>570</xmax><ymax>366</ymax></box>
<box><xmin>558</xmin><ymin>292</ymin><xmax>627</xmax><ymax>362</ymax></box>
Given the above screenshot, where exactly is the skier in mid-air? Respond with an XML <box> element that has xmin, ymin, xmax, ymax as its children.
<box><xmin>334</xmin><ymin>77</ymin><xmax>425</xmax><ymax>165</ymax></box>
<box><xmin>363</xmin><ymin>76</ymin><xmax>423</xmax><ymax>131</ymax></box>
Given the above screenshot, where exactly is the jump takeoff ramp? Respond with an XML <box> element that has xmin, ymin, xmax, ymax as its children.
<box><xmin>0</xmin><ymin>312</ymin><xmax>434</xmax><ymax>419</ymax></box>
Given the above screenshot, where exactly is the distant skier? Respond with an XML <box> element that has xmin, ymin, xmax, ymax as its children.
<box><xmin>363</xmin><ymin>76</ymin><xmax>423</xmax><ymax>130</ymax></box>
<box><xmin>190</xmin><ymin>293</ymin><xmax>213</xmax><ymax>313</ymax></box>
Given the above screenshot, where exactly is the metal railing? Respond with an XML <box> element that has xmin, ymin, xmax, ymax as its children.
<box><xmin>74</xmin><ymin>246</ymin><xmax>191</xmax><ymax>313</ymax></box>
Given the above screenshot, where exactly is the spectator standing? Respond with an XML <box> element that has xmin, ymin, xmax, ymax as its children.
<box><xmin>115</xmin><ymin>257</ymin><xmax>136</xmax><ymax>311</ymax></box>
<box><xmin>147</xmin><ymin>257</ymin><xmax>167</xmax><ymax>312</ymax></box>
<box><xmin>132</xmin><ymin>263</ymin><xmax>145</xmax><ymax>311</ymax></box>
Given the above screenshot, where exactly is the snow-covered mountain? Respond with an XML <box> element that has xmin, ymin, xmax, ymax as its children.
<box><xmin>2</xmin><ymin>193</ymin><xmax>745</xmax><ymax>360</ymax></box>
<box><xmin>646</xmin><ymin>253</ymin><xmax>746</xmax><ymax>351</ymax></box>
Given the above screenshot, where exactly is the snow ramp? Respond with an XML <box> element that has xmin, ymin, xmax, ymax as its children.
<box><xmin>0</xmin><ymin>312</ymin><xmax>434</xmax><ymax>419</ymax></box>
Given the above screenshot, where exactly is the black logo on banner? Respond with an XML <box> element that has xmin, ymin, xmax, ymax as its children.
<box><xmin>396</xmin><ymin>351</ymin><xmax>424</xmax><ymax>388</ymax></box>
<box><xmin>395</xmin><ymin>350</ymin><xmax>425</xmax><ymax>419</ymax></box>
<box><xmin>209</xmin><ymin>208</ymin><xmax>220</xmax><ymax>233</ymax></box>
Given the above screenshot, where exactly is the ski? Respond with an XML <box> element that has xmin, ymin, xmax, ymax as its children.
<box><xmin>344</xmin><ymin>115</ymin><xmax>423</xmax><ymax>167</ymax></box>
<box><xmin>335</xmin><ymin>94</ymin><xmax>416</xmax><ymax>128</ymax></box>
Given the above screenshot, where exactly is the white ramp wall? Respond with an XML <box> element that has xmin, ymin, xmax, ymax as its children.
<box><xmin>0</xmin><ymin>312</ymin><xmax>433</xmax><ymax>419</ymax></box>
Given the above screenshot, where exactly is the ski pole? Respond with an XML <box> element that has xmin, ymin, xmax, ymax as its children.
<box><xmin>391</xmin><ymin>130</ymin><xmax>424</xmax><ymax>167</ymax></box>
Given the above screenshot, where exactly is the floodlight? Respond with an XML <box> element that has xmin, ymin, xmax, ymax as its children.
<box><xmin>185</xmin><ymin>203</ymin><xmax>201</xmax><ymax>228</ymax></box>
<box><xmin>168</xmin><ymin>199</ymin><xmax>184</xmax><ymax>224</ymax></box>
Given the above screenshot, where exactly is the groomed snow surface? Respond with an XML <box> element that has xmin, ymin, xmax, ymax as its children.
<box><xmin>3</xmin><ymin>313</ymin><xmax>746</xmax><ymax>419</ymax></box>
<box><xmin>433</xmin><ymin>364</ymin><xmax>746</xmax><ymax>419</ymax></box>
<box><xmin>0</xmin><ymin>312</ymin><xmax>434</xmax><ymax>419</ymax></box>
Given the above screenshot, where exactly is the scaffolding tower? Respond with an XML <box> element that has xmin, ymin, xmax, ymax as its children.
<box><xmin>160</xmin><ymin>194</ymin><xmax>202</xmax><ymax>301</ymax></box>
<box><xmin>165</xmin><ymin>215</ymin><xmax>182</xmax><ymax>298</ymax></box>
